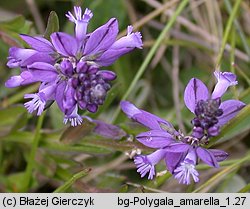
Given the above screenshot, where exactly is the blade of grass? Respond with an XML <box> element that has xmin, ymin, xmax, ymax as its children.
<box><xmin>230</xmin><ymin>27</ymin><xmax>238</xmax><ymax>99</ymax></box>
<box><xmin>22</xmin><ymin>112</ymin><xmax>45</xmax><ymax>192</ymax></box>
<box><xmin>215</xmin><ymin>0</ymin><xmax>243</xmax><ymax>68</ymax></box>
<box><xmin>224</xmin><ymin>0</ymin><xmax>250</xmax><ymax>60</ymax></box>
<box><xmin>110</xmin><ymin>0</ymin><xmax>190</xmax><ymax>123</ymax></box>
<box><xmin>238</xmin><ymin>183</ymin><xmax>250</xmax><ymax>193</ymax></box>
<box><xmin>53</xmin><ymin>168</ymin><xmax>90</xmax><ymax>193</ymax></box>
<box><xmin>193</xmin><ymin>152</ymin><xmax>250</xmax><ymax>193</ymax></box>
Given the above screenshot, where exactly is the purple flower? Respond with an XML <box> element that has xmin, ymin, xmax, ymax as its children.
<box><xmin>66</xmin><ymin>7</ymin><xmax>93</xmax><ymax>41</ymax></box>
<box><xmin>5</xmin><ymin>7</ymin><xmax>142</xmax><ymax>126</ymax></box>
<box><xmin>134</xmin><ymin>149</ymin><xmax>166</xmax><ymax>180</ymax></box>
<box><xmin>120</xmin><ymin>101</ymin><xmax>229</xmax><ymax>184</ymax></box>
<box><xmin>184</xmin><ymin>71</ymin><xmax>245</xmax><ymax>138</ymax></box>
<box><xmin>173</xmin><ymin>149</ymin><xmax>199</xmax><ymax>185</ymax></box>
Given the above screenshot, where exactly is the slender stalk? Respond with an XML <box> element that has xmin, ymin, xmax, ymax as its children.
<box><xmin>53</xmin><ymin>168</ymin><xmax>90</xmax><ymax>193</ymax></box>
<box><xmin>215</xmin><ymin>0</ymin><xmax>242</xmax><ymax>68</ymax></box>
<box><xmin>110</xmin><ymin>0</ymin><xmax>190</xmax><ymax>123</ymax></box>
<box><xmin>22</xmin><ymin>113</ymin><xmax>45</xmax><ymax>192</ymax></box>
<box><xmin>230</xmin><ymin>27</ymin><xmax>238</xmax><ymax>99</ymax></box>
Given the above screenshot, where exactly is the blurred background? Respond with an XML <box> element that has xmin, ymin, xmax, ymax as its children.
<box><xmin>0</xmin><ymin>0</ymin><xmax>250</xmax><ymax>192</ymax></box>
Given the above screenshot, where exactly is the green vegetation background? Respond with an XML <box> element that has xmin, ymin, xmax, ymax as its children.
<box><xmin>0</xmin><ymin>0</ymin><xmax>250</xmax><ymax>192</ymax></box>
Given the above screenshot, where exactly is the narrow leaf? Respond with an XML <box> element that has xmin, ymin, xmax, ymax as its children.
<box><xmin>44</xmin><ymin>11</ymin><xmax>59</xmax><ymax>40</ymax></box>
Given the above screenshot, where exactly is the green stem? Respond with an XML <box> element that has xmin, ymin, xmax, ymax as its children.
<box><xmin>193</xmin><ymin>152</ymin><xmax>250</xmax><ymax>193</ymax></box>
<box><xmin>215</xmin><ymin>0</ymin><xmax>242</xmax><ymax>68</ymax></box>
<box><xmin>22</xmin><ymin>113</ymin><xmax>45</xmax><ymax>192</ymax></box>
<box><xmin>230</xmin><ymin>26</ymin><xmax>238</xmax><ymax>99</ymax></box>
<box><xmin>53</xmin><ymin>168</ymin><xmax>90</xmax><ymax>193</ymax></box>
<box><xmin>224</xmin><ymin>0</ymin><xmax>250</xmax><ymax>60</ymax></box>
<box><xmin>110</xmin><ymin>0</ymin><xmax>190</xmax><ymax>123</ymax></box>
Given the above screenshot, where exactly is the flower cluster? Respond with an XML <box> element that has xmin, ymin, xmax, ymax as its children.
<box><xmin>121</xmin><ymin>71</ymin><xmax>245</xmax><ymax>184</ymax></box>
<box><xmin>5</xmin><ymin>7</ymin><xmax>142</xmax><ymax>126</ymax></box>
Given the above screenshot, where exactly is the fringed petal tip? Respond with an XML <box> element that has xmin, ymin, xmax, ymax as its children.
<box><xmin>126</xmin><ymin>25</ymin><xmax>143</xmax><ymax>49</ymax></box>
<box><xmin>63</xmin><ymin>106</ymin><xmax>83</xmax><ymax>127</ymax></box>
<box><xmin>24</xmin><ymin>93</ymin><xmax>46</xmax><ymax>116</ymax></box>
<box><xmin>83</xmin><ymin>8</ymin><xmax>93</xmax><ymax>21</ymax></box>
<box><xmin>173</xmin><ymin>162</ymin><xmax>199</xmax><ymax>185</ymax></box>
<box><xmin>212</xmin><ymin>71</ymin><xmax>238</xmax><ymax>99</ymax></box>
<box><xmin>134</xmin><ymin>155</ymin><xmax>155</xmax><ymax>180</ymax></box>
<box><xmin>63</xmin><ymin>115</ymin><xmax>83</xmax><ymax>127</ymax></box>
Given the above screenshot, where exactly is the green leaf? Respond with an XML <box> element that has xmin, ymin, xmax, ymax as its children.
<box><xmin>44</xmin><ymin>11</ymin><xmax>59</xmax><ymax>40</ymax></box>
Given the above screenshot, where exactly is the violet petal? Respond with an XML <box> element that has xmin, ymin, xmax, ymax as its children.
<box><xmin>218</xmin><ymin>100</ymin><xmax>246</xmax><ymax>126</ymax></box>
<box><xmin>5</xmin><ymin>71</ymin><xmax>35</xmax><ymax>88</ymax></box>
<box><xmin>55</xmin><ymin>81</ymin><xmax>67</xmax><ymax>112</ymax></box>
<box><xmin>51</xmin><ymin>32</ymin><xmax>78</xmax><ymax>56</ymax></box>
<box><xmin>7</xmin><ymin>47</ymin><xmax>37</xmax><ymax>68</ymax></box>
<box><xmin>27</xmin><ymin>62</ymin><xmax>58</xmax><ymax>82</ymax></box>
<box><xmin>20</xmin><ymin>34</ymin><xmax>54</xmax><ymax>53</ymax></box>
<box><xmin>120</xmin><ymin>100</ymin><xmax>141</xmax><ymax>118</ymax></box>
<box><xmin>136</xmin><ymin>130</ymin><xmax>175</xmax><ymax>148</ymax></box>
<box><xmin>83</xmin><ymin>18</ymin><xmax>118</xmax><ymax>56</ymax></box>
<box><xmin>212</xmin><ymin>71</ymin><xmax>238</xmax><ymax>99</ymax></box>
<box><xmin>96</xmin><ymin>48</ymin><xmax>131</xmax><ymax>66</ymax></box>
<box><xmin>165</xmin><ymin>152</ymin><xmax>185</xmax><ymax>174</ymax></box>
<box><xmin>97</xmin><ymin>70</ymin><xmax>117</xmax><ymax>80</ymax></box>
<box><xmin>93</xmin><ymin>120</ymin><xmax>126</xmax><ymax>140</ymax></box>
<box><xmin>209</xmin><ymin>149</ymin><xmax>229</xmax><ymax>162</ymax></box>
<box><xmin>21</xmin><ymin>52</ymin><xmax>55</xmax><ymax>67</ymax></box>
<box><xmin>87</xmin><ymin>104</ymin><xmax>98</xmax><ymax>113</ymax></box>
<box><xmin>164</xmin><ymin>143</ymin><xmax>190</xmax><ymax>153</ymax></box>
<box><xmin>184</xmin><ymin>78</ymin><xmax>209</xmax><ymax>113</ymax></box>
<box><xmin>62</xmin><ymin>81</ymin><xmax>77</xmax><ymax>113</ymax></box>
<box><xmin>196</xmin><ymin>147</ymin><xmax>219</xmax><ymax>168</ymax></box>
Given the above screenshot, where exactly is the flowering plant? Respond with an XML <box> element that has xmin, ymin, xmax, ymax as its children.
<box><xmin>121</xmin><ymin>71</ymin><xmax>245</xmax><ymax>184</ymax></box>
<box><xmin>5</xmin><ymin>7</ymin><xmax>142</xmax><ymax>126</ymax></box>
